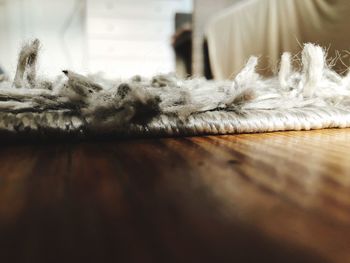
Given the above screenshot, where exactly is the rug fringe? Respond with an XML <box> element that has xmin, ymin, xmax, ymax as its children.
<box><xmin>0</xmin><ymin>40</ymin><xmax>349</xmax><ymax>137</ymax></box>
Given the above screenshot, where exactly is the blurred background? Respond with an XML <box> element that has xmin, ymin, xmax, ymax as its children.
<box><xmin>0</xmin><ymin>0</ymin><xmax>349</xmax><ymax>79</ymax></box>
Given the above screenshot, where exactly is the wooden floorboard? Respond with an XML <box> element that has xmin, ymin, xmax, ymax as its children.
<box><xmin>1</xmin><ymin>129</ymin><xmax>350</xmax><ymax>263</ymax></box>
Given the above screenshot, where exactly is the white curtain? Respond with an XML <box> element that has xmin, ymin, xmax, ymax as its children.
<box><xmin>206</xmin><ymin>0</ymin><xmax>350</xmax><ymax>79</ymax></box>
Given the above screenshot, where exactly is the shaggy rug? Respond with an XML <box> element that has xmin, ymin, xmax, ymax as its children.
<box><xmin>0</xmin><ymin>39</ymin><xmax>350</xmax><ymax>139</ymax></box>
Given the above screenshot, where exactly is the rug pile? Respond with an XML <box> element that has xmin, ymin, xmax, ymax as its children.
<box><xmin>0</xmin><ymin>39</ymin><xmax>350</xmax><ymax>139</ymax></box>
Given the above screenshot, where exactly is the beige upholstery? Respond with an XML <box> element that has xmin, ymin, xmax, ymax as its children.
<box><xmin>206</xmin><ymin>0</ymin><xmax>350</xmax><ymax>79</ymax></box>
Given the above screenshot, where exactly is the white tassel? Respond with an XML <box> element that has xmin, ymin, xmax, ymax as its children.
<box><xmin>234</xmin><ymin>56</ymin><xmax>259</xmax><ymax>88</ymax></box>
<box><xmin>301</xmin><ymin>43</ymin><xmax>325</xmax><ymax>97</ymax></box>
<box><xmin>278</xmin><ymin>52</ymin><xmax>292</xmax><ymax>89</ymax></box>
<box><xmin>13</xmin><ymin>39</ymin><xmax>40</xmax><ymax>89</ymax></box>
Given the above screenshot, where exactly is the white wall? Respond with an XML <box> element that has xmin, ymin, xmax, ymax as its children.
<box><xmin>0</xmin><ymin>0</ymin><xmax>86</xmax><ymax>78</ymax></box>
<box><xmin>86</xmin><ymin>0</ymin><xmax>193</xmax><ymax>78</ymax></box>
<box><xmin>0</xmin><ymin>0</ymin><xmax>193</xmax><ymax>79</ymax></box>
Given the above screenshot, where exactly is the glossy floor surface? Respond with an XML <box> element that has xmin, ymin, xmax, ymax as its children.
<box><xmin>1</xmin><ymin>129</ymin><xmax>350</xmax><ymax>263</ymax></box>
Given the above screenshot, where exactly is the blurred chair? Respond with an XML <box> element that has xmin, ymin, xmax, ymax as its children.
<box><xmin>206</xmin><ymin>0</ymin><xmax>350</xmax><ymax>79</ymax></box>
<box><xmin>172</xmin><ymin>13</ymin><xmax>193</xmax><ymax>78</ymax></box>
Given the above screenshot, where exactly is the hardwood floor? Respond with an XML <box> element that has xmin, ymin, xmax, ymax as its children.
<box><xmin>1</xmin><ymin>129</ymin><xmax>350</xmax><ymax>263</ymax></box>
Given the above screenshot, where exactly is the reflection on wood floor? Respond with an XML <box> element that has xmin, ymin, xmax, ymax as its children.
<box><xmin>1</xmin><ymin>129</ymin><xmax>350</xmax><ymax>263</ymax></box>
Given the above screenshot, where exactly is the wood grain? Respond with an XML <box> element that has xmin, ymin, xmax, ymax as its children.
<box><xmin>1</xmin><ymin>129</ymin><xmax>350</xmax><ymax>263</ymax></box>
